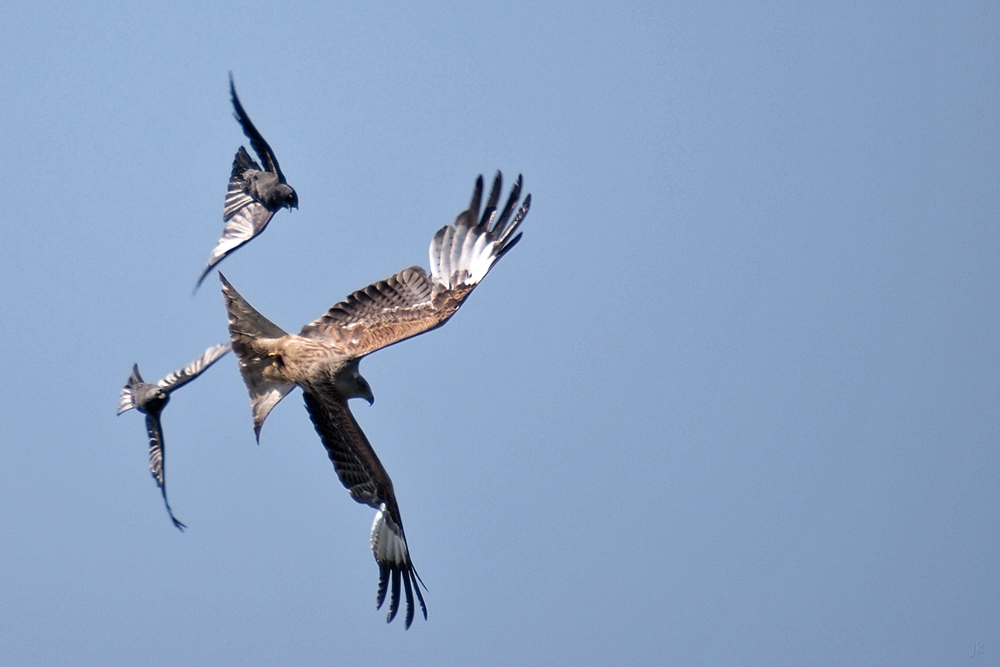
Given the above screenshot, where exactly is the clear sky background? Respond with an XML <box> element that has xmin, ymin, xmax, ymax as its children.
<box><xmin>1</xmin><ymin>1</ymin><xmax>997</xmax><ymax>665</ymax></box>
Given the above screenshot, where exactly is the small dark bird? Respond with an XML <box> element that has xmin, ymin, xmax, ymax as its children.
<box><xmin>220</xmin><ymin>172</ymin><xmax>530</xmax><ymax>628</ymax></box>
<box><xmin>195</xmin><ymin>73</ymin><xmax>298</xmax><ymax>290</ymax></box>
<box><xmin>118</xmin><ymin>343</ymin><xmax>231</xmax><ymax>530</ymax></box>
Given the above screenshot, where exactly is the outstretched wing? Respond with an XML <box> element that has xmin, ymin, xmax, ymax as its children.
<box><xmin>302</xmin><ymin>390</ymin><xmax>427</xmax><ymax>628</ymax></box>
<box><xmin>195</xmin><ymin>201</ymin><xmax>275</xmax><ymax>289</ymax></box>
<box><xmin>229</xmin><ymin>72</ymin><xmax>286</xmax><ymax>181</ymax></box>
<box><xmin>145</xmin><ymin>413</ymin><xmax>186</xmax><ymax>531</ymax></box>
<box><xmin>300</xmin><ymin>172</ymin><xmax>530</xmax><ymax>359</ymax></box>
<box><xmin>157</xmin><ymin>343</ymin><xmax>231</xmax><ymax>393</ymax></box>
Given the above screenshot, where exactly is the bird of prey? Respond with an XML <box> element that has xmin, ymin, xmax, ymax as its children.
<box><xmin>195</xmin><ymin>73</ymin><xmax>298</xmax><ymax>290</ymax></box>
<box><xmin>219</xmin><ymin>172</ymin><xmax>530</xmax><ymax>628</ymax></box>
<box><xmin>118</xmin><ymin>343</ymin><xmax>231</xmax><ymax>530</ymax></box>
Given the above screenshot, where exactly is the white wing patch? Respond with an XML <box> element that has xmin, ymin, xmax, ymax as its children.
<box><xmin>371</xmin><ymin>507</ymin><xmax>409</xmax><ymax>567</ymax></box>
<box><xmin>428</xmin><ymin>214</ymin><xmax>503</xmax><ymax>289</ymax></box>
<box><xmin>208</xmin><ymin>204</ymin><xmax>275</xmax><ymax>266</ymax></box>
<box><xmin>118</xmin><ymin>385</ymin><xmax>136</xmax><ymax>415</ymax></box>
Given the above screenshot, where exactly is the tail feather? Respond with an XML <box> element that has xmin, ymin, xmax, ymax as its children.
<box><xmin>219</xmin><ymin>273</ymin><xmax>294</xmax><ymax>439</ymax></box>
<box><xmin>118</xmin><ymin>364</ymin><xmax>143</xmax><ymax>415</ymax></box>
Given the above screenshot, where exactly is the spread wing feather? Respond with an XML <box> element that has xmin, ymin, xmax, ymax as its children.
<box><xmin>195</xmin><ymin>160</ymin><xmax>277</xmax><ymax>290</ymax></box>
<box><xmin>157</xmin><ymin>343</ymin><xmax>231</xmax><ymax>393</ymax></box>
<box><xmin>298</xmin><ymin>266</ymin><xmax>450</xmax><ymax>357</ymax></box>
<box><xmin>302</xmin><ymin>390</ymin><xmax>426</xmax><ymax>628</ymax></box>
<box><xmin>118</xmin><ymin>364</ymin><xmax>143</xmax><ymax>415</ymax></box>
<box><xmin>145</xmin><ymin>413</ymin><xmax>186</xmax><ymax>531</ymax></box>
<box><xmin>195</xmin><ymin>206</ymin><xmax>276</xmax><ymax>289</ymax></box>
<box><xmin>299</xmin><ymin>172</ymin><xmax>530</xmax><ymax>360</ymax></box>
<box><xmin>223</xmin><ymin>148</ymin><xmax>261</xmax><ymax>218</ymax></box>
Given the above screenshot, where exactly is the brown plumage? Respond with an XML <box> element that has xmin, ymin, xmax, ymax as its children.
<box><xmin>220</xmin><ymin>172</ymin><xmax>530</xmax><ymax>628</ymax></box>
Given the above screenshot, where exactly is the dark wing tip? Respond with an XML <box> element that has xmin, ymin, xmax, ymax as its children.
<box><xmin>161</xmin><ymin>488</ymin><xmax>187</xmax><ymax>532</ymax></box>
<box><xmin>415</xmin><ymin>578</ymin><xmax>428</xmax><ymax>621</ymax></box>
<box><xmin>229</xmin><ymin>72</ymin><xmax>241</xmax><ymax>114</ymax></box>
<box><xmin>469</xmin><ymin>174</ymin><xmax>485</xmax><ymax>218</ymax></box>
<box><xmin>376</xmin><ymin>562</ymin><xmax>390</xmax><ymax>610</ymax></box>
<box><xmin>193</xmin><ymin>266</ymin><xmax>213</xmax><ymax>293</ymax></box>
<box><xmin>402</xmin><ymin>570</ymin><xmax>416</xmax><ymax>629</ymax></box>
<box><xmin>494</xmin><ymin>232</ymin><xmax>523</xmax><ymax>264</ymax></box>
<box><xmin>378</xmin><ymin>563</ymin><xmax>428</xmax><ymax>628</ymax></box>
<box><xmin>386</xmin><ymin>568</ymin><xmax>402</xmax><ymax>624</ymax></box>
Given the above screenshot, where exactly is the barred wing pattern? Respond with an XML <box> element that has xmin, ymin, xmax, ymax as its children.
<box><xmin>194</xmin><ymin>75</ymin><xmax>296</xmax><ymax>290</ymax></box>
<box><xmin>300</xmin><ymin>172</ymin><xmax>530</xmax><ymax>360</ymax></box>
<box><xmin>302</xmin><ymin>390</ymin><xmax>427</xmax><ymax>628</ymax></box>
<box><xmin>157</xmin><ymin>343</ymin><xmax>231</xmax><ymax>392</ymax></box>
<box><xmin>145</xmin><ymin>412</ymin><xmax>186</xmax><ymax>531</ymax></box>
<box><xmin>195</xmin><ymin>150</ymin><xmax>276</xmax><ymax>289</ymax></box>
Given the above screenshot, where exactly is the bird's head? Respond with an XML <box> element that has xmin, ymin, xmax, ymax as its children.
<box><xmin>337</xmin><ymin>364</ymin><xmax>374</xmax><ymax>406</ymax></box>
<box><xmin>278</xmin><ymin>184</ymin><xmax>298</xmax><ymax>211</ymax></box>
<box><xmin>140</xmin><ymin>386</ymin><xmax>170</xmax><ymax>413</ymax></box>
<box><xmin>356</xmin><ymin>374</ymin><xmax>375</xmax><ymax>406</ymax></box>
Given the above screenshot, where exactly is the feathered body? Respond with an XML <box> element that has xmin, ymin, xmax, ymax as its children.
<box><xmin>221</xmin><ymin>172</ymin><xmax>531</xmax><ymax>628</ymax></box>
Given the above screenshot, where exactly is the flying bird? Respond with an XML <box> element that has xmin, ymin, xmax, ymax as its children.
<box><xmin>195</xmin><ymin>73</ymin><xmax>298</xmax><ymax>290</ymax></box>
<box><xmin>220</xmin><ymin>172</ymin><xmax>530</xmax><ymax>628</ymax></box>
<box><xmin>118</xmin><ymin>343</ymin><xmax>231</xmax><ymax>530</ymax></box>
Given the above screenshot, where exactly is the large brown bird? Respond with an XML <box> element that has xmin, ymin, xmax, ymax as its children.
<box><xmin>118</xmin><ymin>343</ymin><xmax>231</xmax><ymax>530</ymax></box>
<box><xmin>220</xmin><ymin>173</ymin><xmax>530</xmax><ymax>628</ymax></box>
<box><xmin>195</xmin><ymin>74</ymin><xmax>298</xmax><ymax>290</ymax></box>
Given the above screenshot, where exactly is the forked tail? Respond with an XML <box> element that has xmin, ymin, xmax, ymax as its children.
<box><xmin>219</xmin><ymin>273</ymin><xmax>295</xmax><ymax>439</ymax></box>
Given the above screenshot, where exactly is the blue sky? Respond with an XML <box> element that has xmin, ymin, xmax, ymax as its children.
<box><xmin>1</xmin><ymin>1</ymin><xmax>997</xmax><ymax>665</ymax></box>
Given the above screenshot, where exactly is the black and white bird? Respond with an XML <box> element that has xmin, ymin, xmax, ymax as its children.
<box><xmin>220</xmin><ymin>173</ymin><xmax>530</xmax><ymax>628</ymax></box>
<box><xmin>118</xmin><ymin>343</ymin><xmax>231</xmax><ymax>529</ymax></box>
<box><xmin>195</xmin><ymin>74</ymin><xmax>298</xmax><ymax>290</ymax></box>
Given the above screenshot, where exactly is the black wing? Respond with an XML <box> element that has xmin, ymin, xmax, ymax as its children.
<box><xmin>229</xmin><ymin>72</ymin><xmax>286</xmax><ymax>182</ymax></box>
